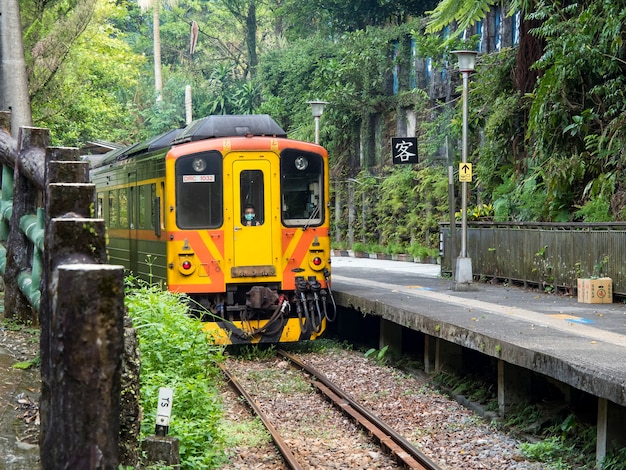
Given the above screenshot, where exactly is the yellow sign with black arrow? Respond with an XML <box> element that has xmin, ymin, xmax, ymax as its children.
<box><xmin>459</xmin><ymin>162</ymin><xmax>472</xmax><ymax>182</ymax></box>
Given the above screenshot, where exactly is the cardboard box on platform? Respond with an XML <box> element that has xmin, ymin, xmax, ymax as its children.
<box><xmin>577</xmin><ymin>278</ymin><xmax>612</xmax><ymax>304</ymax></box>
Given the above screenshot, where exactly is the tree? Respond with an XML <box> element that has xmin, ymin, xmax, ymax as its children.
<box><xmin>277</xmin><ymin>0</ymin><xmax>438</xmax><ymax>39</ymax></box>
<box><xmin>24</xmin><ymin>0</ymin><xmax>99</xmax><ymax>102</ymax></box>
<box><xmin>0</xmin><ymin>0</ymin><xmax>32</xmax><ymax>135</ymax></box>
<box><xmin>426</xmin><ymin>0</ymin><xmax>542</xmax><ymax>93</ymax></box>
<box><xmin>217</xmin><ymin>0</ymin><xmax>260</xmax><ymax>78</ymax></box>
<box><xmin>137</xmin><ymin>0</ymin><xmax>178</xmax><ymax>100</ymax></box>
<box><xmin>30</xmin><ymin>0</ymin><xmax>145</xmax><ymax>145</ymax></box>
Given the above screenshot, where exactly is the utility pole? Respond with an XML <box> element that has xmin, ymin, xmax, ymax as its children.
<box><xmin>0</xmin><ymin>0</ymin><xmax>33</xmax><ymax>137</ymax></box>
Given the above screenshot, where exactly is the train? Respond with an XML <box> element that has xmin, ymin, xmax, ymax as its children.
<box><xmin>89</xmin><ymin>114</ymin><xmax>335</xmax><ymax>345</ymax></box>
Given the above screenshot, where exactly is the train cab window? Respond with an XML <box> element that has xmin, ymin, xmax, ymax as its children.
<box><xmin>175</xmin><ymin>151</ymin><xmax>223</xmax><ymax>228</ymax></box>
<box><xmin>240</xmin><ymin>170</ymin><xmax>264</xmax><ymax>226</ymax></box>
<box><xmin>280</xmin><ymin>150</ymin><xmax>324</xmax><ymax>227</ymax></box>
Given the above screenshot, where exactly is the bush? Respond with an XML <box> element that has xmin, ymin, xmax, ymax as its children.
<box><xmin>125</xmin><ymin>281</ymin><xmax>226</xmax><ymax>469</ymax></box>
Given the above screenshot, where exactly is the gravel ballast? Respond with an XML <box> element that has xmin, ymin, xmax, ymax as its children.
<box><xmin>220</xmin><ymin>346</ymin><xmax>544</xmax><ymax>469</ymax></box>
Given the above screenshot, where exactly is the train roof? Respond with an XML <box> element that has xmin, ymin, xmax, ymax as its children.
<box><xmin>93</xmin><ymin>128</ymin><xmax>184</xmax><ymax>167</ymax></box>
<box><xmin>173</xmin><ymin>114</ymin><xmax>287</xmax><ymax>143</ymax></box>
<box><xmin>92</xmin><ymin>115</ymin><xmax>287</xmax><ymax>168</ymax></box>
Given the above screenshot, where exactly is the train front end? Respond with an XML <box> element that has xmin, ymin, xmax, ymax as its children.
<box><xmin>164</xmin><ymin>115</ymin><xmax>334</xmax><ymax>345</ymax></box>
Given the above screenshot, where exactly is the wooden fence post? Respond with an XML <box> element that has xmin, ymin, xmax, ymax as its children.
<box><xmin>39</xmin><ymin>148</ymin><xmax>125</xmax><ymax>469</ymax></box>
<box><xmin>4</xmin><ymin>126</ymin><xmax>48</xmax><ymax>323</ymax></box>
<box><xmin>42</xmin><ymin>262</ymin><xmax>124</xmax><ymax>468</ymax></box>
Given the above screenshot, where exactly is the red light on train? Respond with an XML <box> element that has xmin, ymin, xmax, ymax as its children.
<box><xmin>312</xmin><ymin>257</ymin><xmax>322</xmax><ymax>266</ymax></box>
<box><xmin>182</xmin><ymin>260</ymin><xmax>192</xmax><ymax>270</ymax></box>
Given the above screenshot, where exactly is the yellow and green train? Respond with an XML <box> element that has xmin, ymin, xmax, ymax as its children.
<box><xmin>90</xmin><ymin>115</ymin><xmax>334</xmax><ymax>344</ymax></box>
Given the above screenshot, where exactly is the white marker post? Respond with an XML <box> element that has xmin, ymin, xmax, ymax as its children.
<box><xmin>155</xmin><ymin>387</ymin><xmax>174</xmax><ymax>436</ymax></box>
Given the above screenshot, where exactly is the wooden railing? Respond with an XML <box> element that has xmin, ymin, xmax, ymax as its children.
<box><xmin>0</xmin><ymin>111</ymin><xmax>129</xmax><ymax>468</ymax></box>
<box><xmin>440</xmin><ymin>221</ymin><xmax>626</xmax><ymax>297</ymax></box>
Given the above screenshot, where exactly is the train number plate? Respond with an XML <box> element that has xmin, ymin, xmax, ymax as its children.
<box><xmin>231</xmin><ymin>265</ymin><xmax>276</xmax><ymax>278</ymax></box>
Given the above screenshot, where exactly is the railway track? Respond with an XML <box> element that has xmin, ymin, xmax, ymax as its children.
<box><xmin>220</xmin><ymin>350</ymin><xmax>443</xmax><ymax>470</ymax></box>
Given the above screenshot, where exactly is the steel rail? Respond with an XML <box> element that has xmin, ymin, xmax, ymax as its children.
<box><xmin>218</xmin><ymin>363</ymin><xmax>304</xmax><ymax>470</ymax></box>
<box><xmin>277</xmin><ymin>350</ymin><xmax>443</xmax><ymax>470</ymax></box>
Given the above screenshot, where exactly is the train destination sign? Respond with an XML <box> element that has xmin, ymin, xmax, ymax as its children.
<box><xmin>391</xmin><ymin>137</ymin><xmax>418</xmax><ymax>164</ymax></box>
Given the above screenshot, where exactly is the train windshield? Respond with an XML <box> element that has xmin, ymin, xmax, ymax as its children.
<box><xmin>280</xmin><ymin>150</ymin><xmax>324</xmax><ymax>227</ymax></box>
<box><xmin>175</xmin><ymin>151</ymin><xmax>223</xmax><ymax>228</ymax></box>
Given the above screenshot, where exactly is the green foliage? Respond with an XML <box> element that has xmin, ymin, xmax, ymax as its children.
<box><xmin>364</xmin><ymin>345</ymin><xmax>389</xmax><ymax>363</ymax></box>
<box><xmin>21</xmin><ymin>0</ymin><xmax>626</xmax><ymax>233</ymax></box>
<box><xmin>125</xmin><ymin>281</ymin><xmax>226</xmax><ymax>469</ymax></box>
<box><xmin>426</xmin><ymin>0</ymin><xmax>498</xmax><ymax>36</ymax></box>
<box><xmin>434</xmin><ymin>370</ymin><xmax>496</xmax><ymax>406</ymax></box>
<box><xmin>408</xmin><ymin>242</ymin><xmax>437</xmax><ymax>259</ymax></box>
<box><xmin>521</xmin><ymin>0</ymin><xmax>626</xmax><ymax>221</ymax></box>
<box><xmin>519</xmin><ymin>436</ymin><xmax>572</xmax><ymax>462</ymax></box>
<box><xmin>31</xmin><ymin>0</ymin><xmax>145</xmax><ymax>145</ymax></box>
<box><xmin>277</xmin><ymin>0</ymin><xmax>438</xmax><ymax>41</ymax></box>
<box><xmin>229</xmin><ymin>344</ymin><xmax>276</xmax><ymax>361</ymax></box>
<box><xmin>504</xmin><ymin>403</ymin><xmax>596</xmax><ymax>468</ymax></box>
<box><xmin>602</xmin><ymin>447</ymin><xmax>626</xmax><ymax>470</ymax></box>
<box><xmin>12</xmin><ymin>357</ymin><xmax>40</xmax><ymax>370</ymax></box>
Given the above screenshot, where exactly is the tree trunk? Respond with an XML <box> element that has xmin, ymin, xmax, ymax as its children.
<box><xmin>246</xmin><ymin>2</ymin><xmax>258</xmax><ymax>77</ymax></box>
<box><xmin>0</xmin><ymin>0</ymin><xmax>32</xmax><ymax>137</ymax></box>
<box><xmin>153</xmin><ymin>2</ymin><xmax>163</xmax><ymax>100</ymax></box>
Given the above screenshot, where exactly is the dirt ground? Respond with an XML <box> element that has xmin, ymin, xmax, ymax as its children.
<box><xmin>0</xmin><ymin>324</ymin><xmax>41</xmax><ymax>469</ymax></box>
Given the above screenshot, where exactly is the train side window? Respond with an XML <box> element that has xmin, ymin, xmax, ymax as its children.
<box><xmin>96</xmin><ymin>192</ymin><xmax>104</xmax><ymax>219</ymax></box>
<box><xmin>240</xmin><ymin>170</ymin><xmax>264</xmax><ymax>226</ymax></box>
<box><xmin>119</xmin><ymin>188</ymin><xmax>128</xmax><ymax>228</ymax></box>
<box><xmin>150</xmin><ymin>183</ymin><xmax>156</xmax><ymax>230</ymax></box>
<box><xmin>280</xmin><ymin>150</ymin><xmax>324</xmax><ymax>227</ymax></box>
<box><xmin>109</xmin><ymin>191</ymin><xmax>118</xmax><ymax>228</ymax></box>
<box><xmin>175</xmin><ymin>151</ymin><xmax>223</xmax><ymax>229</ymax></box>
<box><xmin>138</xmin><ymin>184</ymin><xmax>154</xmax><ymax>229</ymax></box>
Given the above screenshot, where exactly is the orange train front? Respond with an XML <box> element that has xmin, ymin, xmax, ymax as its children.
<box><xmin>90</xmin><ymin>115</ymin><xmax>335</xmax><ymax>345</ymax></box>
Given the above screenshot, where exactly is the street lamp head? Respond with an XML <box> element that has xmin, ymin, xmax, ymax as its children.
<box><xmin>307</xmin><ymin>100</ymin><xmax>329</xmax><ymax>118</ymax></box>
<box><xmin>451</xmin><ymin>50</ymin><xmax>478</xmax><ymax>73</ymax></box>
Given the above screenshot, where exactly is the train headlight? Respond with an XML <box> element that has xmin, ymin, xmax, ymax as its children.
<box><xmin>192</xmin><ymin>157</ymin><xmax>207</xmax><ymax>172</ymax></box>
<box><xmin>294</xmin><ymin>156</ymin><xmax>308</xmax><ymax>171</ymax></box>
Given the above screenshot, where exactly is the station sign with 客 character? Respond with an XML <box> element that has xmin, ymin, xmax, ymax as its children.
<box><xmin>391</xmin><ymin>137</ymin><xmax>418</xmax><ymax>164</ymax></box>
<box><xmin>459</xmin><ymin>162</ymin><xmax>472</xmax><ymax>182</ymax></box>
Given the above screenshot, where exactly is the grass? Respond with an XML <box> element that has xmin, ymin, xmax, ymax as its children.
<box><xmin>124</xmin><ymin>278</ymin><xmax>227</xmax><ymax>469</ymax></box>
<box><xmin>222</xmin><ymin>416</ymin><xmax>271</xmax><ymax>448</ymax></box>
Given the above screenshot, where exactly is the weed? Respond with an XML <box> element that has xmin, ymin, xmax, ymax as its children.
<box><xmin>593</xmin><ymin>255</ymin><xmax>609</xmax><ymax>278</ymax></box>
<box><xmin>229</xmin><ymin>344</ymin><xmax>276</xmax><ymax>361</ymax></box>
<box><xmin>245</xmin><ymin>368</ymin><xmax>311</xmax><ymax>397</ymax></box>
<box><xmin>222</xmin><ymin>417</ymin><xmax>271</xmax><ymax>448</ymax></box>
<box><xmin>12</xmin><ymin>356</ymin><xmax>40</xmax><ymax>369</ymax></box>
<box><xmin>125</xmin><ymin>280</ymin><xmax>227</xmax><ymax>468</ymax></box>
<box><xmin>519</xmin><ymin>436</ymin><xmax>572</xmax><ymax>462</ymax></box>
<box><xmin>365</xmin><ymin>344</ymin><xmax>389</xmax><ymax>363</ymax></box>
<box><xmin>602</xmin><ymin>447</ymin><xmax>626</xmax><ymax>470</ymax></box>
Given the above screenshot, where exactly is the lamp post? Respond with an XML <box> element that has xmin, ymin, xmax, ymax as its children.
<box><xmin>451</xmin><ymin>50</ymin><xmax>477</xmax><ymax>289</ymax></box>
<box><xmin>307</xmin><ymin>100</ymin><xmax>328</xmax><ymax>144</ymax></box>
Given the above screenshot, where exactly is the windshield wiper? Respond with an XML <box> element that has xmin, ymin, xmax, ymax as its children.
<box><xmin>303</xmin><ymin>205</ymin><xmax>320</xmax><ymax>231</ymax></box>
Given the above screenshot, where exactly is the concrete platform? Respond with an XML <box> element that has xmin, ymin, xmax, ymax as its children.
<box><xmin>329</xmin><ymin>256</ymin><xmax>626</xmax><ymax>465</ymax></box>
